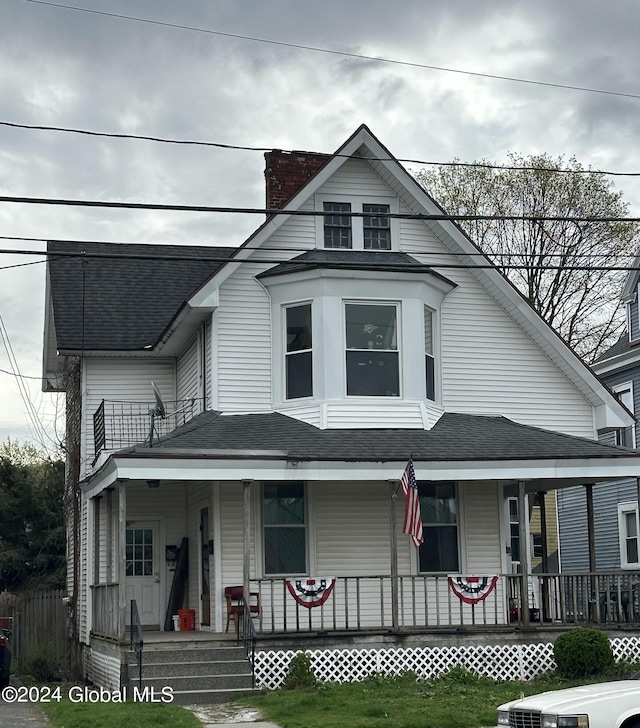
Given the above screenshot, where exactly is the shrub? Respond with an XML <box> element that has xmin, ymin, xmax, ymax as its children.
<box><xmin>554</xmin><ymin>628</ymin><xmax>614</xmax><ymax>678</ymax></box>
<box><xmin>283</xmin><ymin>652</ymin><xmax>317</xmax><ymax>689</ymax></box>
<box><xmin>22</xmin><ymin>644</ymin><xmax>62</xmax><ymax>682</ymax></box>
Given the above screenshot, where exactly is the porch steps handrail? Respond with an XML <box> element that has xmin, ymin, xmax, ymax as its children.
<box><xmin>238</xmin><ymin>595</ymin><xmax>257</xmax><ymax>688</ymax></box>
<box><xmin>130</xmin><ymin>600</ymin><xmax>144</xmax><ymax>690</ymax></box>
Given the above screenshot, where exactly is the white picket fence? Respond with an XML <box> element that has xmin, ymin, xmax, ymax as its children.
<box><xmin>254</xmin><ymin>636</ymin><xmax>640</xmax><ymax>689</ymax></box>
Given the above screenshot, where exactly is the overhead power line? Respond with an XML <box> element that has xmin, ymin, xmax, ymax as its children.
<box><xmin>21</xmin><ymin>0</ymin><xmax>640</xmax><ymax>101</ymax></box>
<box><xmin>2</xmin><ymin>236</ymin><xmax>640</xmax><ymax>261</ymax></box>
<box><xmin>3</xmin><ymin>120</ymin><xmax>640</xmax><ymax>178</ymax></box>
<box><xmin>0</xmin><ymin>246</ymin><xmax>638</xmax><ymax>273</ymax></box>
<box><xmin>1</xmin><ymin>193</ymin><xmax>640</xmax><ymax>223</ymax></box>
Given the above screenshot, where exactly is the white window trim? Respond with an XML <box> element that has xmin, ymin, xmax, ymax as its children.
<box><xmin>315</xmin><ymin>193</ymin><xmax>399</xmax><ymax>251</ymax></box>
<box><xmin>343</xmin><ymin>298</ymin><xmax>402</xmax><ymax>399</ymax></box>
<box><xmin>260</xmin><ymin>481</ymin><xmax>310</xmax><ymax>577</ymax></box>
<box><xmin>613</xmin><ymin>381</ymin><xmax>635</xmax><ymax>448</ymax></box>
<box><xmin>283</xmin><ymin>301</ymin><xmax>313</xmax><ymax>402</ymax></box>
<box><xmin>618</xmin><ymin>501</ymin><xmax>640</xmax><ymax>569</ymax></box>
<box><xmin>415</xmin><ymin>481</ymin><xmax>462</xmax><ymax>575</ymax></box>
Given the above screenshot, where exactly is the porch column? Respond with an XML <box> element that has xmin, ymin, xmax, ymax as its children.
<box><xmin>585</xmin><ymin>484</ymin><xmax>596</xmax><ymax>572</ymax></box>
<box><xmin>242</xmin><ymin>480</ymin><xmax>252</xmax><ymax>606</ymax></box>
<box><xmin>389</xmin><ymin>481</ymin><xmax>399</xmax><ymax>631</ymax></box>
<box><xmin>118</xmin><ymin>481</ymin><xmax>127</xmax><ymax>640</ymax></box>
<box><xmin>517</xmin><ymin>481</ymin><xmax>530</xmax><ymax>626</ymax></box>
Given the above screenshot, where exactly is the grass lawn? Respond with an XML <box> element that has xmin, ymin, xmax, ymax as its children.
<box><xmin>239</xmin><ymin>666</ymin><xmax>638</xmax><ymax>728</ymax></box>
<box><xmin>40</xmin><ymin>697</ymin><xmax>201</xmax><ymax>728</ymax></box>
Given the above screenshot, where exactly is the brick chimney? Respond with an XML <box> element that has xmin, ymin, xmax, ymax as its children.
<box><xmin>264</xmin><ymin>150</ymin><xmax>330</xmax><ymax>210</ymax></box>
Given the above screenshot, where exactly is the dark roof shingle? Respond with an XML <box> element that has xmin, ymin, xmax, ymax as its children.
<box><xmin>123</xmin><ymin>410</ymin><xmax>636</xmax><ymax>462</ymax></box>
<box><xmin>48</xmin><ymin>241</ymin><xmax>235</xmax><ymax>351</ymax></box>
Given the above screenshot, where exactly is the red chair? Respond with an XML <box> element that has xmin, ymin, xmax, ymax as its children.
<box><xmin>224</xmin><ymin>586</ymin><xmax>260</xmax><ymax>634</ymax></box>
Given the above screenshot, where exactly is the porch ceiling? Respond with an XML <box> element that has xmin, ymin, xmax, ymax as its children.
<box><xmin>81</xmin><ymin>410</ymin><xmax>640</xmax><ymax>497</ymax></box>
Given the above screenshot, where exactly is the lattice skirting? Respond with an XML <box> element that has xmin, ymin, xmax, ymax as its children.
<box><xmin>254</xmin><ymin>636</ymin><xmax>640</xmax><ymax>689</ymax></box>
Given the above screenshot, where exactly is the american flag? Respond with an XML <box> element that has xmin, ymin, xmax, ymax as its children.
<box><xmin>401</xmin><ymin>458</ymin><xmax>423</xmax><ymax>548</ymax></box>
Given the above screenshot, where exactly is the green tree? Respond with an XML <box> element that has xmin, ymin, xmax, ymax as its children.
<box><xmin>416</xmin><ymin>155</ymin><xmax>639</xmax><ymax>361</ymax></box>
<box><xmin>0</xmin><ymin>441</ymin><xmax>65</xmax><ymax>591</ymax></box>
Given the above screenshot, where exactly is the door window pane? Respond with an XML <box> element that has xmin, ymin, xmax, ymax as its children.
<box><xmin>125</xmin><ymin>528</ymin><xmax>153</xmax><ymax>578</ymax></box>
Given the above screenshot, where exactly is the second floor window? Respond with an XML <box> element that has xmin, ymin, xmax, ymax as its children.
<box><xmin>285</xmin><ymin>304</ymin><xmax>312</xmax><ymax>399</ymax></box>
<box><xmin>424</xmin><ymin>307</ymin><xmax>435</xmax><ymax>402</ymax></box>
<box><xmin>614</xmin><ymin>382</ymin><xmax>635</xmax><ymax>448</ymax></box>
<box><xmin>345</xmin><ymin>302</ymin><xmax>399</xmax><ymax>397</ymax></box>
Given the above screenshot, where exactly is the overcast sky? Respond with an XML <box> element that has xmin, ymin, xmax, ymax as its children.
<box><xmin>2</xmin><ymin>0</ymin><xmax>640</xmax><ymax>452</ymax></box>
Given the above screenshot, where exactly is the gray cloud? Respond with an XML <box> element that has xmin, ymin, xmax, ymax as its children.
<box><xmin>2</xmin><ymin>0</ymin><xmax>640</xmax><ymax>448</ymax></box>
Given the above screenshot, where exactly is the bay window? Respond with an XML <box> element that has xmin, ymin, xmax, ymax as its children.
<box><xmin>424</xmin><ymin>307</ymin><xmax>435</xmax><ymax>402</ymax></box>
<box><xmin>345</xmin><ymin>302</ymin><xmax>399</xmax><ymax>396</ymax></box>
<box><xmin>285</xmin><ymin>303</ymin><xmax>312</xmax><ymax>399</ymax></box>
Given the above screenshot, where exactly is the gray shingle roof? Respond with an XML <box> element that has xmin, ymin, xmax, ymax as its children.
<box><xmin>47</xmin><ymin>241</ymin><xmax>235</xmax><ymax>351</ymax></box>
<box><xmin>122</xmin><ymin>410</ymin><xmax>636</xmax><ymax>462</ymax></box>
<box><xmin>256</xmin><ymin>249</ymin><xmax>445</xmax><ymax>279</ymax></box>
<box><xmin>594</xmin><ymin>331</ymin><xmax>632</xmax><ymax>363</ymax></box>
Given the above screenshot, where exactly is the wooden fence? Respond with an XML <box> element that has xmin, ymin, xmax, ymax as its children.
<box><xmin>11</xmin><ymin>589</ymin><xmax>71</xmax><ymax>671</ymax></box>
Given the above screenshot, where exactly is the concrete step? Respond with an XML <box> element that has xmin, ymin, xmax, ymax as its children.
<box><xmin>127</xmin><ymin>646</ymin><xmax>246</xmax><ymax>664</ymax></box>
<box><xmin>129</xmin><ymin>659</ymin><xmax>251</xmax><ymax>678</ymax></box>
<box><xmin>136</xmin><ymin>673</ymin><xmax>254</xmax><ymax>692</ymax></box>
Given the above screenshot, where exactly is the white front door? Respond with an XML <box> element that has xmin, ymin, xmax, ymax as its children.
<box><xmin>125</xmin><ymin>522</ymin><xmax>161</xmax><ymax>627</ymax></box>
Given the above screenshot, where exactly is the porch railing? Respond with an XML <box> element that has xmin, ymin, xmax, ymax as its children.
<box><xmin>250</xmin><ymin>572</ymin><xmax>640</xmax><ymax>634</ymax></box>
<box><xmin>91</xmin><ymin>583</ymin><xmax>120</xmax><ymax>638</ymax></box>
<box><xmin>92</xmin><ymin>397</ymin><xmax>204</xmax><ymax>459</ymax></box>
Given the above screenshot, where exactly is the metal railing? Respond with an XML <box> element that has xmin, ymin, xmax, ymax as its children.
<box><xmin>237</xmin><ymin>595</ymin><xmax>257</xmax><ymax>688</ymax></box>
<box><xmin>93</xmin><ymin>398</ymin><xmax>203</xmax><ymax>457</ymax></box>
<box><xmin>130</xmin><ymin>600</ymin><xmax>144</xmax><ymax>690</ymax></box>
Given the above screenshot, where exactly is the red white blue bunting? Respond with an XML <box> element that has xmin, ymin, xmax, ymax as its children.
<box><xmin>286</xmin><ymin>577</ymin><xmax>336</xmax><ymax>609</ymax></box>
<box><xmin>448</xmin><ymin>575</ymin><xmax>499</xmax><ymax>605</ymax></box>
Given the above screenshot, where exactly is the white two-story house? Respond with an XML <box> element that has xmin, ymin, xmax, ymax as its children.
<box><xmin>43</xmin><ymin>125</ymin><xmax>640</xmax><ymax>691</ymax></box>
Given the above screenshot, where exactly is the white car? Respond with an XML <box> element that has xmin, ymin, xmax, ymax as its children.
<box><xmin>497</xmin><ymin>680</ymin><xmax>640</xmax><ymax>728</ymax></box>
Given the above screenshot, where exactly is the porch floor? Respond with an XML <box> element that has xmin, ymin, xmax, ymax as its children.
<box><xmin>140</xmin><ymin>629</ymin><xmax>239</xmax><ymax>645</ymax></box>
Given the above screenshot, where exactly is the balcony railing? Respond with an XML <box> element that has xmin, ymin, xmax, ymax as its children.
<box><xmin>93</xmin><ymin>398</ymin><xmax>203</xmax><ymax>458</ymax></box>
<box><xmin>249</xmin><ymin>572</ymin><xmax>640</xmax><ymax>634</ymax></box>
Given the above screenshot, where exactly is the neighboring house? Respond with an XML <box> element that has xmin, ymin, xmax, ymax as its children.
<box><xmin>558</xmin><ymin>259</ymin><xmax>640</xmax><ymax>576</ymax></box>
<box><xmin>43</xmin><ymin>125</ymin><xmax>640</xmax><ymax>691</ymax></box>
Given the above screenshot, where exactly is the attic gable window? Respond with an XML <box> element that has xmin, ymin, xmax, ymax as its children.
<box><xmin>323</xmin><ymin>202</ymin><xmax>352</xmax><ymax>248</ymax></box>
<box><xmin>317</xmin><ymin>195</ymin><xmax>397</xmax><ymax>251</ymax></box>
<box><xmin>363</xmin><ymin>204</ymin><xmax>390</xmax><ymax>250</ymax></box>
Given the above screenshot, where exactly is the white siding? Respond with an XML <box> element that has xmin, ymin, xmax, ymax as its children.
<box><xmin>400</xmin><ymin>217</ymin><xmax>594</xmax><ymax>438</ymax></box>
<box><xmin>217</xmin><ymin>264</ymin><xmax>273</xmax><ymax>412</ymax></box>
<box><xmin>204</xmin><ymin>318</ymin><xmax>212</xmax><ymax>409</ymax></box>
<box><xmin>317</xmin><ymin>158</ymin><xmax>392</xmax><ymax>198</ymax></box>
<box><xmin>84</xmin><ymin>640</ymin><xmax>122</xmax><ymax>691</ymax></box>
<box><xmin>82</xmin><ymin>358</ymin><xmax>175</xmax><ymax>474</ymax></box>
<box><xmin>176</xmin><ymin>335</ymin><xmax>199</xmax><ymax>403</ymax></box>
<box><xmin>126</xmin><ymin>483</ymin><xmax>188</xmax><ymax>611</ymax></box>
